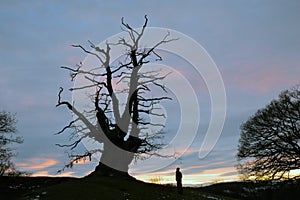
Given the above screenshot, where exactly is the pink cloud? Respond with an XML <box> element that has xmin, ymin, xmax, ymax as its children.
<box><xmin>20</xmin><ymin>95</ymin><xmax>35</xmax><ymax>108</ymax></box>
<box><xmin>16</xmin><ymin>158</ymin><xmax>58</xmax><ymax>171</ymax></box>
<box><xmin>224</xmin><ymin>64</ymin><xmax>300</xmax><ymax>93</ymax></box>
<box><xmin>31</xmin><ymin>170</ymin><xmax>75</xmax><ymax>177</ymax></box>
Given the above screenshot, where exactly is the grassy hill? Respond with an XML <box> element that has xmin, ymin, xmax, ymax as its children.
<box><xmin>198</xmin><ymin>180</ymin><xmax>300</xmax><ymax>200</ymax></box>
<box><xmin>1</xmin><ymin>175</ymin><xmax>299</xmax><ymax>200</ymax></box>
<box><xmin>1</xmin><ymin>176</ymin><xmax>234</xmax><ymax>200</ymax></box>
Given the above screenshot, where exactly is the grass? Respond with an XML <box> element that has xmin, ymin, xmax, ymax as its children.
<box><xmin>1</xmin><ymin>176</ymin><xmax>235</xmax><ymax>200</ymax></box>
<box><xmin>1</xmin><ymin>175</ymin><xmax>299</xmax><ymax>199</ymax></box>
<box><xmin>200</xmin><ymin>179</ymin><xmax>300</xmax><ymax>200</ymax></box>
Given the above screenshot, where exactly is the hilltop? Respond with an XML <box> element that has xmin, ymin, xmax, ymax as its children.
<box><xmin>1</xmin><ymin>175</ymin><xmax>299</xmax><ymax>199</ymax></box>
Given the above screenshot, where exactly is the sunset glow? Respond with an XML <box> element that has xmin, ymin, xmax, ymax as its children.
<box><xmin>31</xmin><ymin>170</ymin><xmax>75</xmax><ymax>177</ymax></box>
<box><xmin>133</xmin><ymin>166</ymin><xmax>239</xmax><ymax>186</ymax></box>
<box><xmin>1</xmin><ymin>1</ymin><xmax>299</xmax><ymax>189</ymax></box>
<box><xmin>17</xmin><ymin>158</ymin><xmax>58</xmax><ymax>170</ymax></box>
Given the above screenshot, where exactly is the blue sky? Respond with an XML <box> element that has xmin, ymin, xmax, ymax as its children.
<box><xmin>1</xmin><ymin>0</ymin><xmax>300</xmax><ymax>185</ymax></box>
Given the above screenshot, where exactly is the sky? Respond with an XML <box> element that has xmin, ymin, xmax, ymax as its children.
<box><xmin>1</xmin><ymin>0</ymin><xmax>300</xmax><ymax>186</ymax></box>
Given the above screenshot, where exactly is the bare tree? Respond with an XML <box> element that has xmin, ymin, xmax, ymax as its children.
<box><xmin>56</xmin><ymin>16</ymin><xmax>176</xmax><ymax>176</ymax></box>
<box><xmin>237</xmin><ymin>86</ymin><xmax>300</xmax><ymax>180</ymax></box>
<box><xmin>0</xmin><ymin>111</ymin><xmax>23</xmax><ymax>176</ymax></box>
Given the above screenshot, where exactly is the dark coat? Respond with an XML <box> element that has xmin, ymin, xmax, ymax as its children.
<box><xmin>176</xmin><ymin>171</ymin><xmax>182</xmax><ymax>183</ymax></box>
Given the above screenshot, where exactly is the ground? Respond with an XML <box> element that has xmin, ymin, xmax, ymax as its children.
<box><xmin>1</xmin><ymin>175</ymin><xmax>299</xmax><ymax>199</ymax></box>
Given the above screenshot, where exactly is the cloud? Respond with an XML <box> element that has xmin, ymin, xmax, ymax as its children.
<box><xmin>31</xmin><ymin>170</ymin><xmax>75</xmax><ymax>177</ymax></box>
<box><xmin>16</xmin><ymin>158</ymin><xmax>58</xmax><ymax>170</ymax></box>
<box><xmin>224</xmin><ymin>60</ymin><xmax>300</xmax><ymax>94</ymax></box>
<box><xmin>16</xmin><ymin>157</ymin><xmax>97</xmax><ymax>178</ymax></box>
<box><xmin>221</xmin><ymin>170</ymin><xmax>239</xmax><ymax>177</ymax></box>
<box><xmin>131</xmin><ymin>144</ymin><xmax>240</xmax><ymax>185</ymax></box>
<box><xmin>2</xmin><ymin>0</ymin><xmax>300</xmax><ymax>185</ymax></box>
<box><xmin>133</xmin><ymin>166</ymin><xmax>239</xmax><ymax>185</ymax></box>
<box><xmin>186</xmin><ymin>166</ymin><xmax>239</xmax><ymax>184</ymax></box>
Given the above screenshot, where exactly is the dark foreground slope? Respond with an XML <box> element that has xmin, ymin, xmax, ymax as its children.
<box><xmin>199</xmin><ymin>180</ymin><xmax>300</xmax><ymax>200</ymax></box>
<box><xmin>1</xmin><ymin>176</ymin><xmax>299</xmax><ymax>200</ymax></box>
<box><xmin>1</xmin><ymin>176</ymin><xmax>235</xmax><ymax>200</ymax></box>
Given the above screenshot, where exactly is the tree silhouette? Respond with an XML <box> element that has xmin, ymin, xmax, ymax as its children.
<box><xmin>237</xmin><ymin>86</ymin><xmax>300</xmax><ymax>180</ymax></box>
<box><xmin>0</xmin><ymin>111</ymin><xmax>23</xmax><ymax>176</ymax></box>
<box><xmin>56</xmin><ymin>16</ymin><xmax>176</xmax><ymax>176</ymax></box>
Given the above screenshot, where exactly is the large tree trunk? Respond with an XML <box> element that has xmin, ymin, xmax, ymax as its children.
<box><xmin>92</xmin><ymin>142</ymin><xmax>134</xmax><ymax>176</ymax></box>
<box><xmin>88</xmin><ymin>127</ymin><xmax>140</xmax><ymax>177</ymax></box>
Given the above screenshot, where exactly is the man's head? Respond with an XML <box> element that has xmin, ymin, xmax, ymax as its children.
<box><xmin>176</xmin><ymin>167</ymin><xmax>180</xmax><ymax>171</ymax></box>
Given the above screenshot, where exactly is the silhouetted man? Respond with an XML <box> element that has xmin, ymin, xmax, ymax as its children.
<box><xmin>175</xmin><ymin>167</ymin><xmax>183</xmax><ymax>194</ymax></box>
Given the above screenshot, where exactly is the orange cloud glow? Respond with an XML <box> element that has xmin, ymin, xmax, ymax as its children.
<box><xmin>31</xmin><ymin>170</ymin><xmax>75</xmax><ymax>177</ymax></box>
<box><xmin>16</xmin><ymin>158</ymin><xmax>58</xmax><ymax>171</ymax></box>
<box><xmin>132</xmin><ymin>166</ymin><xmax>239</xmax><ymax>186</ymax></box>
